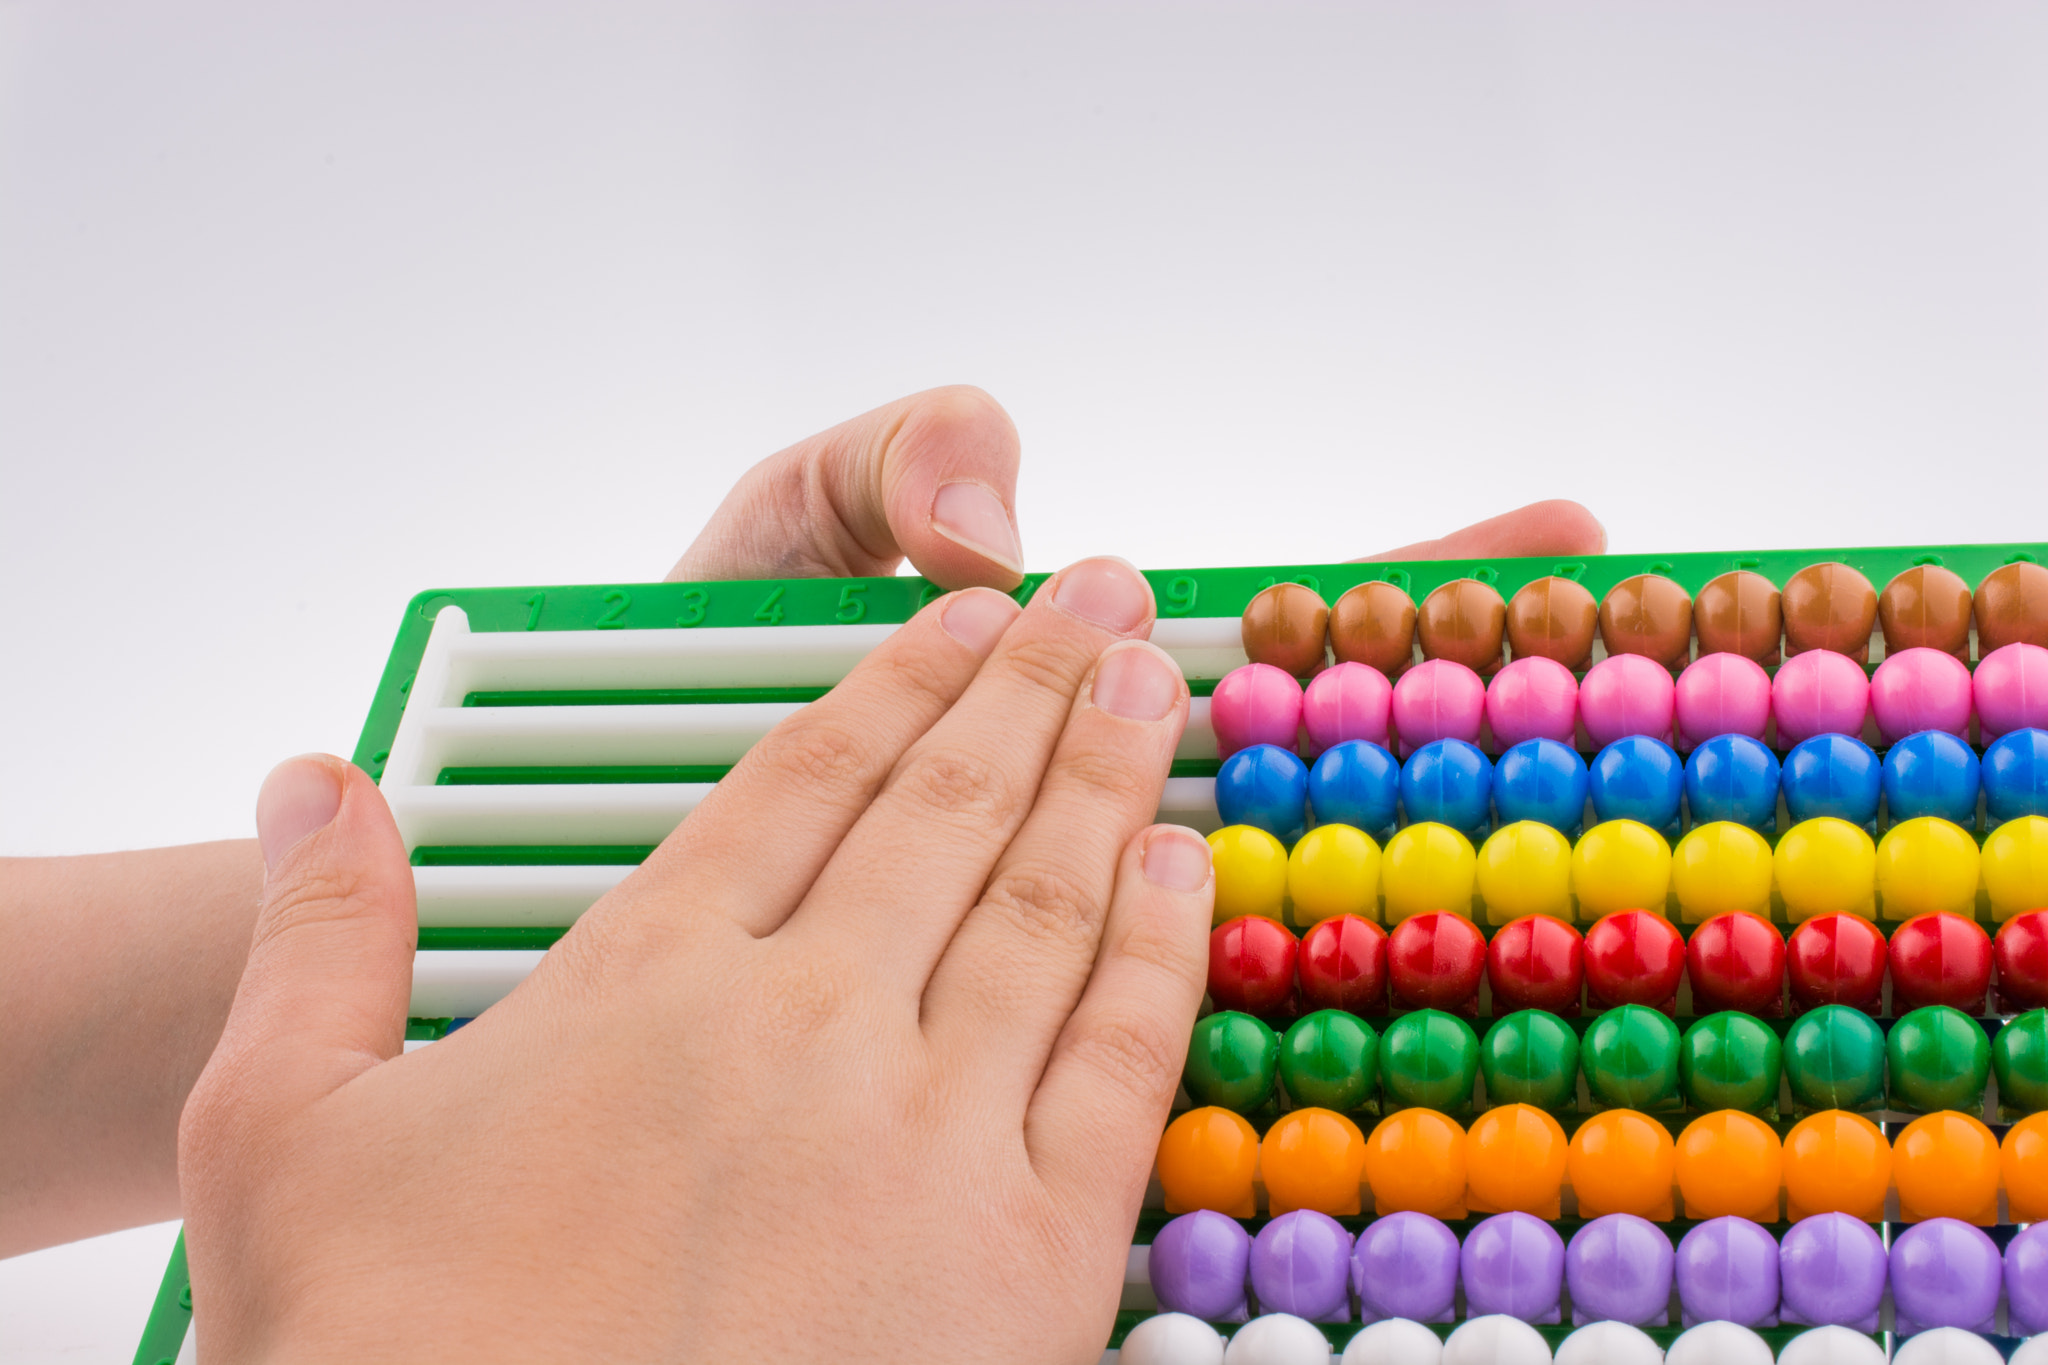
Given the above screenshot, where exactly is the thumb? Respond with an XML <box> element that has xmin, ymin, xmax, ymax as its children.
<box><xmin>668</xmin><ymin>384</ymin><xmax>1026</xmax><ymax>589</ymax></box>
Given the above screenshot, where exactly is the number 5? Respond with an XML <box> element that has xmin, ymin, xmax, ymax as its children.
<box><xmin>835</xmin><ymin>583</ymin><xmax>868</xmax><ymax>623</ymax></box>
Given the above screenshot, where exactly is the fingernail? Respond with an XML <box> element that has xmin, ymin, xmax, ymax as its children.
<box><xmin>1144</xmin><ymin>827</ymin><xmax>1213</xmax><ymax>893</ymax></box>
<box><xmin>930</xmin><ymin>481</ymin><xmax>1024</xmax><ymax>577</ymax></box>
<box><xmin>1091</xmin><ymin>641</ymin><xmax>1182</xmax><ymax>722</ymax></box>
<box><xmin>257</xmin><ymin>755</ymin><xmax>344</xmax><ymax>872</ymax></box>
<box><xmin>941</xmin><ymin>587</ymin><xmax>1020</xmax><ymax>653</ymax></box>
<box><xmin>1051</xmin><ymin>556</ymin><xmax>1153</xmax><ymax>634</ymax></box>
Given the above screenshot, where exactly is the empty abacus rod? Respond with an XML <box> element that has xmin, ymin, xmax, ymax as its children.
<box><xmin>413</xmin><ymin>863</ymin><xmax>636</xmax><ymax>927</ymax></box>
<box><xmin>410</xmin><ymin>949</ymin><xmax>548</xmax><ymax>1017</ymax></box>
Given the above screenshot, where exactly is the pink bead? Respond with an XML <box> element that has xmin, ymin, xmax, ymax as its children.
<box><xmin>1870</xmin><ymin>646</ymin><xmax>1974</xmax><ymax>743</ymax></box>
<box><xmin>1390</xmin><ymin>658</ymin><xmax>1486</xmax><ymax>755</ymax></box>
<box><xmin>1975</xmin><ymin>642</ymin><xmax>2048</xmax><ymax>739</ymax></box>
<box><xmin>1211</xmin><ymin>662</ymin><xmax>1304</xmax><ymax>757</ymax></box>
<box><xmin>1485</xmin><ymin>656</ymin><xmax>1579</xmax><ymax>748</ymax></box>
<box><xmin>1771</xmin><ymin>649</ymin><xmax>1871</xmax><ymax>746</ymax></box>
<box><xmin>1674</xmin><ymin>653</ymin><xmax>1773</xmax><ymax>749</ymax></box>
<box><xmin>1302</xmin><ymin>661</ymin><xmax>1393</xmax><ymax>754</ymax></box>
<box><xmin>1579</xmin><ymin>653</ymin><xmax>1676</xmax><ymax>747</ymax></box>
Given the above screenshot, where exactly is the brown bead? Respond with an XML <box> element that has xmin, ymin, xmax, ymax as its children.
<box><xmin>1505</xmin><ymin>576</ymin><xmax>1598</xmax><ymax>670</ymax></box>
<box><xmin>1975</xmin><ymin>562</ymin><xmax>2048</xmax><ymax>653</ymax></box>
<box><xmin>1241</xmin><ymin>582</ymin><xmax>1330</xmax><ymax>677</ymax></box>
<box><xmin>1329</xmin><ymin>581</ymin><xmax>1417</xmax><ymax>676</ymax></box>
<box><xmin>1694</xmin><ymin>571</ymin><xmax>1783</xmax><ymax>664</ymax></box>
<box><xmin>1416</xmin><ymin>579</ymin><xmax>1507</xmax><ymax>674</ymax></box>
<box><xmin>1598</xmin><ymin>574</ymin><xmax>1694</xmax><ymax>669</ymax></box>
<box><xmin>1879</xmin><ymin>565</ymin><xmax>1974</xmax><ymax>660</ymax></box>
<box><xmin>1783</xmin><ymin>562</ymin><xmax>1879</xmax><ymax>663</ymax></box>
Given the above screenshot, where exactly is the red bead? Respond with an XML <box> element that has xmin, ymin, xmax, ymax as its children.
<box><xmin>1582</xmin><ymin>910</ymin><xmax>1685</xmax><ymax>1011</ymax></box>
<box><xmin>1298</xmin><ymin>914</ymin><xmax>1390</xmax><ymax>1013</ymax></box>
<box><xmin>1387</xmin><ymin>911</ymin><xmax>1486</xmax><ymax>1013</ymax></box>
<box><xmin>1787</xmin><ymin>913</ymin><xmax>1889</xmax><ymax>1012</ymax></box>
<box><xmin>1485</xmin><ymin>915</ymin><xmax>1585</xmax><ymax>1015</ymax></box>
<box><xmin>1889</xmin><ymin>911</ymin><xmax>1992</xmax><ymax>1014</ymax></box>
<box><xmin>1208</xmin><ymin>915</ymin><xmax>1299</xmax><ymax>1016</ymax></box>
<box><xmin>1686</xmin><ymin>911</ymin><xmax>1787</xmax><ymax>1016</ymax></box>
<box><xmin>1997</xmin><ymin>911</ymin><xmax>2048</xmax><ymax>1012</ymax></box>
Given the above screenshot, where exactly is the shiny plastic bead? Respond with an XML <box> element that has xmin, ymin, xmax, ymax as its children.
<box><xmin>1579</xmin><ymin>653</ymin><xmax>1676</xmax><ymax>748</ymax></box>
<box><xmin>1387</xmin><ymin>912</ymin><xmax>1486</xmax><ymax>1013</ymax></box>
<box><xmin>1772</xmin><ymin>649</ymin><xmax>1870</xmax><ymax>747</ymax></box>
<box><xmin>1998</xmin><ymin>1016</ymin><xmax>2048</xmax><ymax>1118</ymax></box>
<box><xmin>1120</xmin><ymin>1313</ymin><xmax>1228</xmax><ymax>1365</ymax></box>
<box><xmin>1302</xmin><ymin>661</ymin><xmax>1393</xmax><ymax>754</ymax></box>
<box><xmin>1999</xmin><ymin>911</ymin><xmax>2048</xmax><ymax>1010</ymax></box>
<box><xmin>1582</xmin><ymin>1004</ymin><xmax>1681</xmax><ymax>1112</ymax></box>
<box><xmin>1682</xmin><ymin>734</ymin><xmax>1780</xmax><ymax>831</ymax></box>
<box><xmin>1786</xmin><ymin>913</ymin><xmax>1888</xmax><ymax>1011</ymax></box>
<box><xmin>1287</xmin><ymin>824</ymin><xmax>1382</xmax><ymax>926</ymax></box>
<box><xmin>1582</xmin><ymin>909</ymin><xmax>1685</xmax><ymax>1008</ymax></box>
<box><xmin>1401</xmin><ymin>739</ymin><xmax>1493</xmax><ymax>834</ymax></box>
<box><xmin>1675</xmin><ymin>1111</ymin><xmax>1783</xmax><ymax>1221</ymax></box>
<box><xmin>1221</xmin><ymin>1312</ymin><xmax>1333</xmax><ymax>1365</ymax></box>
<box><xmin>1216</xmin><ymin>744</ymin><xmax>1310</xmax><ymax>842</ymax></box>
<box><xmin>1876</xmin><ymin>817</ymin><xmax>1981</xmax><ymax>921</ymax></box>
<box><xmin>1280</xmin><ymin>1010</ymin><xmax>1378</xmax><ymax>1113</ymax></box>
<box><xmin>1777</xmin><ymin>1326</ymin><xmax>1885</xmax><ymax>1365</ymax></box>
<box><xmin>1884</xmin><ymin>731</ymin><xmax>1982</xmax><ymax>828</ymax></box>
<box><xmin>1263</xmin><ymin>1107</ymin><xmax>1368</xmax><ymax>1217</ymax></box>
<box><xmin>1871</xmin><ymin>647</ymin><xmax>1974</xmax><ymax>743</ymax></box>
<box><xmin>1251</xmin><ymin>1210</ymin><xmax>1355</xmax><ymax>1323</ymax></box>
<box><xmin>1983</xmin><ymin>815</ymin><xmax>2048</xmax><ymax>922</ymax></box>
<box><xmin>1209</xmin><ymin>825</ymin><xmax>1289</xmax><ymax>923</ymax></box>
<box><xmin>1773</xmin><ymin>818</ymin><xmax>1878</xmax><ymax>922</ymax></box>
<box><xmin>1149</xmin><ymin>1211</ymin><xmax>1253</xmax><ymax>1320</ymax></box>
<box><xmin>1686</xmin><ymin>911</ymin><xmax>1786</xmax><ymax>1015</ymax></box>
<box><xmin>1243</xmin><ymin>583</ymin><xmax>1331</xmax><ymax>677</ymax></box>
<box><xmin>1674</xmin><ymin>1215</ymin><xmax>1781</xmax><ymax>1327</ymax></box>
<box><xmin>1893</xmin><ymin>1110</ymin><xmax>2000</xmax><ymax>1224</ymax></box>
<box><xmin>1341</xmin><ymin>1318</ymin><xmax>1444</xmax><ymax>1365</ymax></box>
<box><xmin>1675</xmin><ymin>652</ymin><xmax>1773</xmax><ymax>748</ymax></box>
<box><xmin>1567</xmin><ymin>1108</ymin><xmax>1676</xmax><ymax>1220</ymax></box>
<box><xmin>1485</xmin><ymin>655</ymin><xmax>1579</xmax><ymax>749</ymax></box>
<box><xmin>1890</xmin><ymin>1218</ymin><xmax>2002</xmax><ymax>1335</ymax></box>
<box><xmin>1297</xmin><ymin>914</ymin><xmax>1389</xmax><ymax>1013</ymax></box>
<box><xmin>2012</xmin><ymin>1220</ymin><xmax>2048</xmax><ymax>1337</ymax></box>
<box><xmin>1681</xmin><ymin>1011</ymin><xmax>1782</xmax><ymax>1113</ymax></box>
<box><xmin>1381</xmin><ymin>823</ymin><xmax>1477</xmax><ymax>924</ymax></box>
<box><xmin>1485</xmin><ymin>914</ymin><xmax>1584</xmax><ymax>1015</ymax></box>
<box><xmin>1571</xmin><ymin>820</ymin><xmax>1671</xmax><ymax>922</ymax></box>
<box><xmin>1478</xmin><ymin>1010</ymin><xmax>1580</xmax><ymax>1112</ymax></box>
<box><xmin>1184</xmin><ymin>1011</ymin><xmax>1280</xmax><ymax>1113</ymax></box>
<box><xmin>1209</xmin><ymin>915</ymin><xmax>1298</xmax><ymax>1016</ymax></box>
<box><xmin>1986</xmin><ymin>728</ymin><xmax>2048</xmax><ymax>822</ymax></box>
<box><xmin>1892</xmin><ymin>1329</ymin><xmax>2003</xmax><ymax>1365</ymax></box>
<box><xmin>1363</xmin><ymin>1107</ymin><xmax>1467</xmax><ymax>1219</ymax></box>
<box><xmin>1671</xmin><ymin>821</ymin><xmax>1774</xmax><ymax>922</ymax></box>
<box><xmin>1554</xmin><ymin>1322</ymin><xmax>1662</xmax><ymax>1365</ymax></box>
<box><xmin>1778</xmin><ymin>1212</ymin><xmax>1886</xmax><ymax>1331</ymax></box>
<box><xmin>1308</xmin><ymin>740</ymin><xmax>1401</xmax><ymax>837</ymax></box>
<box><xmin>1350</xmin><ymin>1209</ymin><xmax>1460</xmax><ymax>1326</ymax></box>
<box><xmin>1440</xmin><ymin>1316</ymin><xmax>1552</xmax><ymax>1365</ymax></box>
<box><xmin>1589</xmin><ymin>736</ymin><xmax>1684</xmax><ymax>830</ymax></box>
<box><xmin>1664</xmin><ymin>1322</ymin><xmax>1773</xmax><ymax>1365</ymax></box>
<box><xmin>1974</xmin><ymin>642</ymin><xmax>2048</xmax><ymax>739</ymax></box>
<box><xmin>2003</xmin><ymin>1110</ymin><xmax>2048</xmax><ymax>1221</ymax></box>
<box><xmin>1211</xmin><ymin>662</ymin><xmax>1304</xmax><ymax>758</ymax></box>
<box><xmin>1783</xmin><ymin>1109</ymin><xmax>1891</xmax><ymax>1221</ymax></box>
<box><xmin>1465</xmin><ymin>1103</ymin><xmax>1568</xmax><ymax>1217</ymax></box>
<box><xmin>1889</xmin><ymin>912</ymin><xmax>1991</xmax><ymax>1012</ymax></box>
<box><xmin>1391</xmin><ymin>658</ymin><xmax>1486</xmax><ymax>754</ymax></box>
<box><xmin>1330</xmin><ymin>580</ymin><xmax>1418</xmax><ymax>677</ymax></box>
<box><xmin>1493</xmin><ymin>738</ymin><xmax>1590</xmax><ymax>836</ymax></box>
<box><xmin>1460</xmin><ymin>1211</ymin><xmax>1565</xmax><ymax>1322</ymax></box>
<box><xmin>1475</xmin><ymin>822</ymin><xmax>1574</xmax><ymax>926</ymax></box>
<box><xmin>1781</xmin><ymin>734</ymin><xmax>1882</xmax><ymax>827</ymax></box>
<box><xmin>1381</xmin><ymin>1009</ymin><xmax>1480</xmax><ymax>1114</ymax></box>
<box><xmin>1564</xmin><ymin>1212</ymin><xmax>1674</xmax><ymax>1328</ymax></box>
<box><xmin>1783</xmin><ymin>1004</ymin><xmax>1887</xmax><ymax>1113</ymax></box>
<box><xmin>1158</xmin><ymin>1106</ymin><xmax>1261</xmax><ymax>1216</ymax></box>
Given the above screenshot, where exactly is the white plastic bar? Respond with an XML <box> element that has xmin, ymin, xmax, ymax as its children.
<box><xmin>410</xmin><ymin>949</ymin><xmax>547</xmax><ymax>1016</ymax></box>
<box><xmin>413</xmin><ymin>863</ymin><xmax>635</xmax><ymax>927</ymax></box>
<box><xmin>1147</xmin><ymin>614</ymin><xmax>1246</xmax><ymax>681</ymax></box>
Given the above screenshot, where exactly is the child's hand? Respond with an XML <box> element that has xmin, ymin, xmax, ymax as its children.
<box><xmin>181</xmin><ymin>557</ymin><xmax>1207</xmax><ymax>1363</ymax></box>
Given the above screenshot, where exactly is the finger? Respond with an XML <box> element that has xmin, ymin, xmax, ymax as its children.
<box><xmin>1023</xmin><ymin>826</ymin><xmax>1212</xmax><ymax>1212</ymax></box>
<box><xmin>781</xmin><ymin>558</ymin><xmax>1157</xmax><ymax>984</ymax></box>
<box><xmin>1359</xmin><ymin>498</ymin><xmax>1606</xmax><ymax>563</ymax></box>
<box><xmin>920</xmin><ymin>639</ymin><xmax>1189</xmax><ymax>1089</ymax></box>
<box><xmin>607</xmin><ymin>587</ymin><xmax>1022</xmax><ymax>940</ymax></box>
<box><xmin>668</xmin><ymin>385</ymin><xmax>1025</xmax><ymax>589</ymax></box>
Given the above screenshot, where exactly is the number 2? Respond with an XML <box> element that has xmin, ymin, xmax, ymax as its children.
<box><xmin>596</xmin><ymin>589</ymin><xmax>630</xmax><ymax>629</ymax></box>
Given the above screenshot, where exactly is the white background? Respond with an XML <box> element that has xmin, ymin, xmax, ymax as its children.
<box><xmin>3</xmin><ymin>2</ymin><xmax>2046</xmax><ymax>1356</ymax></box>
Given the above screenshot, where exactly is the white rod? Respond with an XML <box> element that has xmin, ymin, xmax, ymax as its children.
<box><xmin>410</xmin><ymin>949</ymin><xmax>547</xmax><ymax>1016</ymax></box>
<box><xmin>382</xmin><ymin>605</ymin><xmax>471</xmax><ymax>792</ymax></box>
<box><xmin>413</xmin><ymin>863</ymin><xmax>634</xmax><ymax>927</ymax></box>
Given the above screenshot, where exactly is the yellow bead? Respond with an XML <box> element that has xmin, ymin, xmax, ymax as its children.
<box><xmin>1773</xmin><ymin>818</ymin><xmax>1877</xmax><ymax>922</ymax></box>
<box><xmin>1571</xmin><ymin>819</ymin><xmax>1672</xmax><ymax>921</ymax></box>
<box><xmin>1671</xmin><ymin>821</ymin><xmax>1775</xmax><ymax>923</ymax></box>
<box><xmin>1876</xmin><ymin>816</ymin><xmax>1981</xmax><ymax>922</ymax></box>
<box><xmin>1984</xmin><ymin>816</ymin><xmax>2048</xmax><ymax>923</ymax></box>
<box><xmin>1207</xmin><ymin>825</ymin><xmax>1288</xmax><ymax>924</ymax></box>
<box><xmin>1381</xmin><ymin>822</ymin><xmax>1477</xmax><ymax>924</ymax></box>
<box><xmin>1475</xmin><ymin>822</ymin><xmax>1574</xmax><ymax>926</ymax></box>
<box><xmin>1287</xmin><ymin>824</ymin><xmax>1382</xmax><ymax>925</ymax></box>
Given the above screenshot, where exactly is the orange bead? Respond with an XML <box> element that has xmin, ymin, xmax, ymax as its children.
<box><xmin>1895</xmin><ymin>1110</ymin><xmax>2001</xmax><ymax>1225</ymax></box>
<box><xmin>1783</xmin><ymin>1110</ymin><xmax>1891</xmax><ymax>1222</ymax></box>
<box><xmin>1363</xmin><ymin>1107</ymin><xmax>1468</xmax><ymax>1219</ymax></box>
<box><xmin>1466</xmin><ymin>1103</ymin><xmax>1568</xmax><ymax>1217</ymax></box>
<box><xmin>1157</xmin><ymin>1107</ymin><xmax>1260</xmax><ymax>1217</ymax></box>
<box><xmin>1262</xmin><ymin>1107</ymin><xmax>1368</xmax><ymax>1216</ymax></box>
<box><xmin>1676</xmin><ymin>1110</ymin><xmax>1783</xmax><ymax>1221</ymax></box>
<box><xmin>2004</xmin><ymin>1113</ymin><xmax>2048</xmax><ymax>1223</ymax></box>
<box><xmin>1566</xmin><ymin>1109</ymin><xmax>1675</xmax><ymax>1221</ymax></box>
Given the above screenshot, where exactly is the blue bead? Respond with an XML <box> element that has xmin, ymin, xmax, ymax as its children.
<box><xmin>1684</xmin><ymin>733</ymin><xmax>1782</xmax><ymax>831</ymax></box>
<box><xmin>1400</xmin><ymin>738</ymin><xmax>1494</xmax><ymax>834</ymax></box>
<box><xmin>1215</xmin><ymin>743</ymin><xmax>1310</xmax><ymax>842</ymax></box>
<box><xmin>1985</xmin><ymin>728</ymin><xmax>2048</xmax><ymax>822</ymax></box>
<box><xmin>1883</xmin><ymin>729</ymin><xmax>1981</xmax><ymax>827</ymax></box>
<box><xmin>1307</xmin><ymin>740</ymin><xmax>1400</xmax><ymax>836</ymax></box>
<box><xmin>1493</xmin><ymin>738</ymin><xmax>1590</xmax><ymax>836</ymax></box>
<box><xmin>1781</xmin><ymin>733</ymin><xmax>1882</xmax><ymax>826</ymax></box>
<box><xmin>1589</xmin><ymin>735</ymin><xmax>1684</xmax><ymax>829</ymax></box>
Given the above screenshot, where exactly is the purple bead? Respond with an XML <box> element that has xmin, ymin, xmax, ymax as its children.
<box><xmin>1461</xmin><ymin>1212</ymin><xmax>1565</xmax><ymax>1324</ymax></box>
<box><xmin>1777</xmin><ymin>1213</ymin><xmax>1886</xmax><ymax>1332</ymax></box>
<box><xmin>1566</xmin><ymin>1213</ymin><xmax>1675</xmax><ymax>1327</ymax></box>
<box><xmin>1675</xmin><ymin>1216</ymin><xmax>1779</xmax><ymax>1328</ymax></box>
<box><xmin>1891</xmin><ymin>1217</ymin><xmax>2001</xmax><ymax>1337</ymax></box>
<box><xmin>1352</xmin><ymin>1211</ymin><xmax>1460</xmax><ymax>1324</ymax></box>
<box><xmin>2009</xmin><ymin>1223</ymin><xmax>2048</xmax><ymax>1336</ymax></box>
<box><xmin>1251</xmin><ymin>1210</ymin><xmax>1354</xmax><ymax>1323</ymax></box>
<box><xmin>1150</xmin><ymin>1210</ymin><xmax>1251</xmax><ymax>1322</ymax></box>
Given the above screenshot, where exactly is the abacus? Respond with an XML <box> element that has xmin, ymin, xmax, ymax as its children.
<box><xmin>133</xmin><ymin>545</ymin><xmax>2048</xmax><ymax>1365</ymax></box>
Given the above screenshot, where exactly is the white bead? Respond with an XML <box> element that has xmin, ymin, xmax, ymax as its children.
<box><xmin>1223</xmin><ymin>1313</ymin><xmax>1335</xmax><ymax>1365</ymax></box>
<box><xmin>1121</xmin><ymin>1312</ymin><xmax>1227</xmax><ymax>1365</ymax></box>
<box><xmin>1553</xmin><ymin>1321</ymin><xmax>1662</xmax><ymax>1365</ymax></box>
<box><xmin>1440</xmin><ymin>1314</ymin><xmax>1552</xmax><ymax>1365</ymax></box>
<box><xmin>1774</xmin><ymin>1325</ymin><xmax>1887</xmax><ymax>1365</ymax></box>
<box><xmin>1662</xmin><ymin>1321</ymin><xmax>1773</xmax><ymax>1365</ymax></box>
<box><xmin>1893</xmin><ymin>1327</ymin><xmax>2006</xmax><ymax>1365</ymax></box>
<box><xmin>2012</xmin><ymin>1334</ymin><xmax>2048</xmax><ymax>1365</ymax></box>
<box><xmin>1341</xmin><ymin>1319</ymin><xmax>1444</xmax><ymax>1365</ymax></box>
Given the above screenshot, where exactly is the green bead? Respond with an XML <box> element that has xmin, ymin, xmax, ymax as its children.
<box><xmin>1996</xmin><ymin>1009</ymin><xmax>2048</xmax><ymax>1114</ymax></box>
<box><xmin>1183</xmin><ymin>1010</ymin><xmax>1279</xmax><ymax>1113</ymax></box>
<box><xmin>1888</xmin><ymin>1004</ymin><xmax>1991</xmax><ymax>1115</ymax></box>
<box><xmin>1279</xmin><ymin>1010</ymin><xmax>1380</xmax><ymax>1112</ymax></box>
<box><xmin>1582</xmin><ymin>1004</ymin><xmax>1681</xmax><ymax>1111</ymax></box>
<box><xmin>1680</xmin><ymin>1010</ymin><xmax>1782</xmax><ymax>1113</ymax></box>
<box><xmin>1479</xmin><ymin>1009</ymin><xmax>1580</xmax><ymax>1111</ymax></box>
<box><xmin>1783</xmin><ymin>1005</ymin><xmax>1887</xmax><ymax>1112</ymax></box>
<box><xmin>1381</xmin><ymin>1008</ymin><xmax>1480</xmax><ymax>1113</ymax></box>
